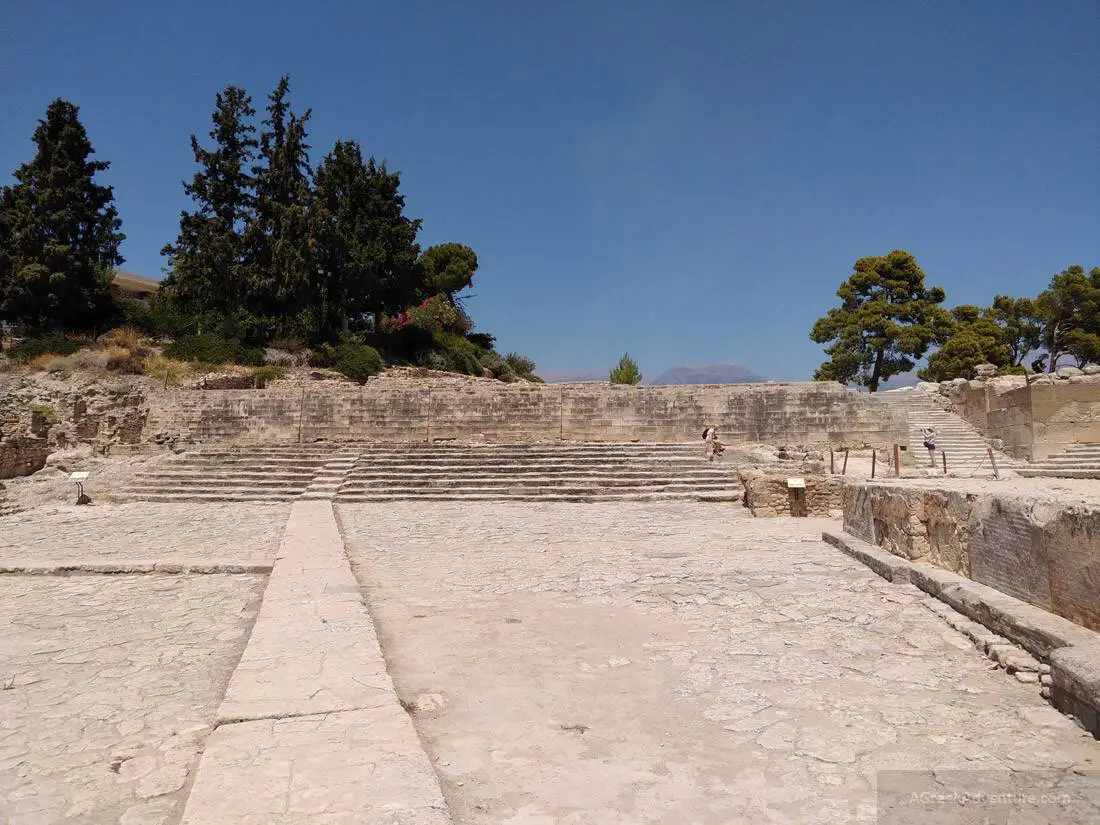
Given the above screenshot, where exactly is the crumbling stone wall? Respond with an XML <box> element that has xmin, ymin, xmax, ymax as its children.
<box><xmin>144</xmin><ymin>381</ymin><xmax>909</xmax><ymax>447</ymax></box>
<box><xmin>844</xmin><ymin>482</ymin><xmax>1100</xmax><ymax>632</ymax></box>
<box><xmin>739</xmin><ymin>470</ymin><xmax>843</xmax><ymax>517</ymax></box>
<box><xmin>0</xmin><ymin>377</ymin><xmax>148</xmax><ymax>478</ymax></box>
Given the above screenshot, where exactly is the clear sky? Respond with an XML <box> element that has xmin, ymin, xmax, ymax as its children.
<box><xmin>1</xmin><ymin>1</ymin><xmax>1097</xmax><ymax>380</ymax></box>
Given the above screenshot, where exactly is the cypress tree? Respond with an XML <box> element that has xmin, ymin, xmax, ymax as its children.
<box><xmin>0</xmin><ymin>99</ymin><xmax>124</xmax><ymax>332</ymax></box>
<box><xmin>246</xmin><ymin>76</ymin><xmax>315</xmax><ymax>335</ymax></box>
<box><xmin>313</xmin><ymin>140</ymin><xmax>421</xmax><ymax>336</ymax></box>
<box><xmin>161</xmin><ymin>86</ymin><xmax>257</xmax><ymax>319</ymax></box>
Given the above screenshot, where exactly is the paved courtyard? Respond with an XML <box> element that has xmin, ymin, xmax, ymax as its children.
<box><xmin>339</xmin><ymin>502</ymin><xmax>1100</xmax><ymax>824</ymax></box>
<box><xmin>0</xmin><ymin>500</ymin><xmax>1097</xmax><ymax>823</ymax></box>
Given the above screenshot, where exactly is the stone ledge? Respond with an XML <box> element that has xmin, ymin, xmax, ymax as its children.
<box><xmin>1050</xmin><ymin>644</ymin><xmax>1100</xmax><ymax>738</ymax></box>
<box><xmin>821</xmin><ymin>531</ymin><xmax>913</xmax><ymax>583</ymax></box>
<box><xmin>823</xmin><ymin>529</ymin><xmax>1100</xmax><ymax>738</ymax></box>
<box><xmin>0</xmin><ymin>561</ymin><xmax>273</xmax><ymax>575</ymax></box>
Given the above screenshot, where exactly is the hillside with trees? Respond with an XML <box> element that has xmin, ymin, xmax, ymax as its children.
<box><xmin>0</xmin><ymin>81</ymin><xmax>540</xmax><ymax>384</ymax></box>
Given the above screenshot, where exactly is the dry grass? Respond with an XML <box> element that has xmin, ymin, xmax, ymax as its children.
<box><xmin>98</xmin><ymin>326</ymin><xmax>145</xmax><ymax>350</ymax></box>
<box><xmin>143</xmin><ymin>355</ymin><xmax>193</xmax><ymax>387</ymax></box>
<box><xmin>70</xmin><ymin>349</ymin><xmax>111</xmax><ymax>370</ymax></box>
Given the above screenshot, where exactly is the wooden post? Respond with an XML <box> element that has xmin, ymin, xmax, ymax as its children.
<box><xmin>871</xmin><ymin>449</ymin><xmax>877</xmax><ymax>478</ymax></box>
<box><xmin>941</xmin><ymin>450</ymin><xmax>947</xmax><ymax>474</ymax></box>
<box><xmin>987</xmin><ymin>447</ymin><xmax>999</xmax><ymax>480</ymax></box>
<box><xmin>893</xmin><ymin>444</ymin><xmax>901</xmax><ymax>477</ymax></box>
<box><xmin>829</xmin><ymin>448</ymin><xmax>835</xmax><ymax>474</ymax></box>
<box><xmin>842</xmin><ymin>448</ymin><xmax>849</xmax><ymax>475</ymax></box>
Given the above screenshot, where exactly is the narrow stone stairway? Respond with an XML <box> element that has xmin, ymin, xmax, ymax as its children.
<box><xmin>1017</xmin><ymin>443</ymin><xmax>1100</xmax><ymax>479</ymax></box>
<box><xmin>336</xmin><ymin>442</ymin><xmax>741</xmax><ymax>503</ymax></box>
<box><xmin>882</xmin><ymin>389</ymin><xmax>1019</xmax><ymax>474</ymax></box>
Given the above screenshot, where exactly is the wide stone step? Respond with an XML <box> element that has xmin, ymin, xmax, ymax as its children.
<box><xmin>124</xmin><ymin>478</ymin><xmax>314</xmax><ymax>490</ymax></box>
<box><xmin>119</xmin><ymin>492</ymin><xmax>305</xmax><ymax>502</ymax></box>
<box><xmin>336</xmin><ymin>491</ymin><xmax>741</xmax><ymax>503</ymax></box>
<box><xmin>1017</xmin><ymin>468</ymin><xmax>1100</xmax><ymax>479</ymax></box>
<box><xmin>134</xmin><ymin>469</ymin><xmax>318</xmax><ymax>480</ymax></box>
<box><xmin>340</xmin><ymin>478</ymin><xmax>738</xmax><ymax>491</ymax></box>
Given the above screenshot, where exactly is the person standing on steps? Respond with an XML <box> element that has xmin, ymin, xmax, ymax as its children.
<box><xmin>922</xmin><ymin>426</ymin><xmax>937</xmax><ymax>467</ymax></box>
<box><xmin>703</xmin><ymin>426</ymin><xmax>725</xmax><ymax>461</ymax></box>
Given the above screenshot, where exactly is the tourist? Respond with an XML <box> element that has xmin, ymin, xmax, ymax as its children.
<box><xmin>922</xmin><ymin>427</ymin><xmax>937</xmax><ymax>467</ymax></box>
<box><xmin>703</xmin><ymin>426</ymin><xmax>725</xmax><ymax>461</ymax></box>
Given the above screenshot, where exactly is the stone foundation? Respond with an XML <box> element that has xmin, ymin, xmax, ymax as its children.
<box><xmin>843</xmin><ymin>481</ymin><xmax>1100</xmax><ymax>633</ymax></box>
<box><xmin>739</xmin><ymin>470</ymin><xmax>843</xmax><ymax>517</ymax></box>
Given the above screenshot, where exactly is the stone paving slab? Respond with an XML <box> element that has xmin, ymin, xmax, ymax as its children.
<box><xmin>182</xmin><ymin>500</ymin><xmax>453</xmax><ymax>824</ymax></box>
<box><xmin>0</xmin><ymin>573</ymin><xmax>263</xmax><ymax>825</ymax></box>
<box><xmin>0</xmin><ymin>502</ymin><xmax>289</xmax><ymax>568</ymax></box>
<box><xmin>217</xmin><ymin>500</ymin><xmax>393</xmax><ymax>723</ymax></box>
<box><xmin>340</xmin><ymin>501</ymin><xmax>1100</xmax><ymax>824</ymax></box>
<box><xmin>179</xmin><ymin>707</ymin><xmax>453</xmax><ymax>825</ymax></box>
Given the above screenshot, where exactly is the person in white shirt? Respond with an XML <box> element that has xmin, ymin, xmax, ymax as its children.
<box><xmin>703</xmin><ymin>426</ymin><xmax>725</xmax><ymax>461</ymax></box>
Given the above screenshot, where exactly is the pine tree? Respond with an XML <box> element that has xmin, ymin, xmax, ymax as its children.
<box><xmin>0</xmin><ymin>99</ymin><xmax>124</xmax><ymax>332</ymax></box>
<box><xmin>161</xmin><ymin>86</ymin><xmax>257</xmax><ymax>319</ymax></box>
<box><xmin>810</xmin><ymin>250</ymin><xmax>951</xmax><ymax>392</ymax></box>
<box><xmin>609</xmin><ymin>353</ymin><xmax>642</xmax><ymax>385</ymax></box>
<box><xmin>313</xmin><ymin>140</ymin><xmax>421</xmax><ymax>336</ymax></box>
<box><xmin>246</xmin><ymin>76</ymin><xmax>316</xmax><ymax>335</ymax></box>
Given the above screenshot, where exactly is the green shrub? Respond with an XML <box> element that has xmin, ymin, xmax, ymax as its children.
<box><xmin>163</xmin><ymin>334</ymin><xmax>260</xmax><ymax>366</ymax></box>
<box><xmin>308</xmin><ymin>343</ymin><xmax>337</xmax><ymax>368</ymax></box>
<box><xmin>480</xmin><ymin>351</ymin><xmax>516</xmax><ymax>382</ymax></box>
<box><xmin>609</xmin><ymin>353</ymin><xmax>641</xmax><ymax>385</ymax></box>
<box><xmin>10</xmin><ymin>335</ymin><xmax>84</xmax><ymax>362</ymax></box>
<box><xmin>248</xmin><ymin>365</ymin><xmax>285</xmax><ymax>388</ymax></box>
<box><xmin>504</xmin><ymin>352</ymin><xmax>539</xmax><ymax>381</ymax></box>
<box><xmin>239</xmin><ymin>347</ymin><xmax>265</xmax><ymax>367</ymax></box>
<box><xmin>436</xmin><ymin>333</ymin><xmax>484</xmax><ymax>376</ymax></box>
<box><xmin>334</xmin><ymin>343</ymin><xmax>383</xmax><ymax>383</ymax></box>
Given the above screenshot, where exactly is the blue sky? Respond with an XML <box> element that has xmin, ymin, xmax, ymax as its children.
<box><xmin>1</xmin><ymin>1</ymin><xmax>1097</xmax><ymax>380</ymax></box>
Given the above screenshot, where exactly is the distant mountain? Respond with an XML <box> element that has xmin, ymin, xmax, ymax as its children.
<box><xmin>645</xmin><ymin>363</ymin><xmax>769</xmax><ymax>385</ymax></box>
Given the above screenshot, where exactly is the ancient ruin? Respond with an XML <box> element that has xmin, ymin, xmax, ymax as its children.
<box><xmin>2</xmin><ymin>367</ymin><xmax>1099</xmax><ymax>823</ymax></box>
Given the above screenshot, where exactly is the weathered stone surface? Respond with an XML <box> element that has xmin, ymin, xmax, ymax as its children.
<box><xmin>0</xmin><ymin>573</ymin><xmax>264</xmax><ymax>824</ymax></box>
<box><xmin>143</xmin><ymin>382</ymin><xmax>909</xmax><ymax>448</ymax></box>
<box><xmin>937</xmin><ymin>378</ymin><xmax>1100</xmax><ymax>460</ymax></box>
<box><xmin>740</xmin><ymin>470</ymin><xmax>843</xmax><ymax>517</ymax></box>
<box><xmin>844</xmin><ymin>481</ymin><xmax>1100</xmax><ymax>632</ymax></box>
<box><xmin>0</xmin><ymin>502</ymin><xmax>289</xmax><ymax>569</ymax></box>
<box><xmin>1058</xmin><ymin>366</ymin><xmax>1084</xmax><ymax>379</ymax></box>
<box><xmin>217</xmin><ymin>500</ymin><xmax>393</xmax><ymax>723</ymax></box>
<box><xmin>1050</xmin><ymin>643</ymin><xmax>1100</xmax><ymax>736</ymax></box>
<box><xmin>179</xmin><ymin>708</ymin><xmax>453</xmax><ymax>825</ymax></box>
<box><xmin>339</xmin><ymin>501</ymin><xmax>1100</xmax><ymax>822</ymax></box>
<box><xmin>821</xmin><ymin>530</ymin><xmax>913</xmax><ymax>583</ymax></box>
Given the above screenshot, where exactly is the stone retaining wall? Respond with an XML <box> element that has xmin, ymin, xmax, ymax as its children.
<box><xmin>144</xmin><ymin>381</ymin><xmax>909</xmax><ymax>447</ymax></box>
<box><xmin>843</xmin><ymin>482</ymin><xmax>1100</xmax><ymax>632</ymax></box>
<box><xmin>739</xmin><ymin>470</ymin><xmax>843</xmax><ymax>517</ymax></box>
<box><xmin>942</xmin><ymin>378</ymin><xmax>1100</xmax><ymax>460</ymax></box>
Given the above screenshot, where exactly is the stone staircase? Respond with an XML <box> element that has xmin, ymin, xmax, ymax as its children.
<box><xmin>883</xmin><ymin>390</ymin><xmax>1018</xmax><ymax>474</ymax></box>
<box><xmin>119</xmin><ymin>446</ymin><xmax>346</xmax><ymax>502</ymax></box>
<box><xmin>1017</xmin><ymin>444</ymin><xmax>1100</xmax><ymax>479</ymax></box>
<box><xmin>335</xmin><ymin>443</ymin><xmax>741</xmax><ymax>503</ymax></box>
<box><xmin>116</xmin><ymin>442</ymin><xmax>741</xmax><ymax>503</ymax></box>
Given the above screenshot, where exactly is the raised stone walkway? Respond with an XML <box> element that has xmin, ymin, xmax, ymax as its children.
<box><xmin>180</xmin><ymin>501</ymin><xmax>452</xmax><ymax>824</ymax></box>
